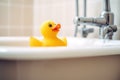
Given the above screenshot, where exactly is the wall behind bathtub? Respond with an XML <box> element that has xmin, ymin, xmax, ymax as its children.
<box><xmin>33</xmin><ymin>0</ymin><xmax>101</xmax><ymax>37</ymax></box>
<box><xmin>0</xmin><ymin>0</ymin><xmax>120</xmax><ymax>39</ymax></box>
<box><xmin>111</xmin><ymin>0</ymin><xmax>120</xmax><ymax>39</ymax></box>
<box><xmin>33</xmin><ymin>0</ymin><xmax>75</xmax><ymax>37</ymax></box>
<box><xmin>0</xmin><ymin>0</ymin><xmax>33</xmax><ymax>36</ymax></box>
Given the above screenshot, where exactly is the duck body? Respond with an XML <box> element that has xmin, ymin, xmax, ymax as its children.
<box><xmin>42</xmin><ymin>37</ymin><xmax>67</xmax><ymax>46</ymax></box>
<box><xmin>30</xmin><ymin>20</ymin><xmax>67</xmax><ymax>47</ymax></box>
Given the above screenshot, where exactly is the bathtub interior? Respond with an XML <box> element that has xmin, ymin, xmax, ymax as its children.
<box><xmin>0</xmin><ymin>37</ymin><xmax>120</xmax><ymax>47</ymax></box>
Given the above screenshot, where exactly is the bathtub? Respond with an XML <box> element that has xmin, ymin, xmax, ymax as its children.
<box><xmin>0</xmin><ymin>37</ymin><xmax>120</xmax><ymax>80</ymax></box>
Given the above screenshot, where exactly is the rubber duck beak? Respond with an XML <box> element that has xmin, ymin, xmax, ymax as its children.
<box><xmin>52</xmin><ymin>24</ymin><xmax>61</xmax><ymax>32</ymax></box>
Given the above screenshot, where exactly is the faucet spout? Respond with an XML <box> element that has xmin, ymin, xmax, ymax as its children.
<box><xmin>74</xmin><ymin>17</ymin><xmax>107</xmax><ymax>26</ymax></box>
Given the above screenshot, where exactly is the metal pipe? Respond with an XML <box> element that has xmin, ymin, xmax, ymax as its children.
<box><xmin>83</xmin><ymin>0</ymin><xmax>87</xmax><ymax>17</ymax></box>
<box><xmin>74</xmin><ymin>0</ymin><xmax>117</xmax><ymax>39</ymax></box>
<box><xmin>74</xmin><ymin>0</ymin><xmax>79</xmax><ymax>37</ymax></box>
<box><xmin>103</xmin><ymin>0</ymin><xmax>111</xmax><ymax>11</ymax></box>
<box><xmin>75</xmin><ymin>0</ymin><xmax>79</xmax><ymax>16</ymax></box>
<box><xmin>82</xmin><ymin>0</ymin><xmax>87</xmax><ymax>37</ymax></box>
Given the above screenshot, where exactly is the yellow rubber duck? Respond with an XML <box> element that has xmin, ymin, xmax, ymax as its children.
<box><xmin>30</xmin><ymin>20</ymin><xmax>67</xmax><ymax>47</ymax></box>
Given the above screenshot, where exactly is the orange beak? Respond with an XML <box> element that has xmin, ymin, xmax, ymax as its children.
<box><xmin>52</xmin><ymin>24</ymin><xmax>61</xmax><ymax>32</ymax></box>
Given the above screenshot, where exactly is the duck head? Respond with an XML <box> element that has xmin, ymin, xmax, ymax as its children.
<box><xmin>40</xmin><ymin>20</ymin><xmax>61</xmax><ymax>38</ymax></box>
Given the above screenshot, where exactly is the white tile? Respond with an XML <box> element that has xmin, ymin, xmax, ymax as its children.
<box><xmin>0</xmin><ymin>5</ymin><xmax>8</xmax><ymax>26</ymax></box>
<box><xmin>9</xmin><ymin>6</ymin><xmax>22</xmax><ymax>26</ymax></box>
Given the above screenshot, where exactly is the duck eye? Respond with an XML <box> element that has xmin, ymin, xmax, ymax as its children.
<box><xmin>48</xmin><ymin>24</ymin><xmax>52</xmax><ymax>27</ymax></box>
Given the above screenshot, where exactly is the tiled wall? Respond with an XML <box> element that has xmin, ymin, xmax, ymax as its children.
<box><xmin>0</xmin><ymin>0</ymin><xmax>120</xmax><ymax>39</ymax></box>
<box><xmin>0</xmin><ymin>0</ymin><xmax>33</xmax><ymax>36</ymax></box>
<box><xmin>33</xmin><ymin>0</ymin><xmax>120</xmax><ymax>39</ymax></box>
<box><xmin>33</xmin><ymin>0</ymin><xmax>102</xmax><ymax>38</ymax></box>
<box><xmin>111</xmin><ymin>0</ymin><xmax>120</xmax><ymax>39</ymax></box>
<box><xmin>33</xmin><ymin>0</ymin><xmax>75</xmax><ymax>37</ymax></box>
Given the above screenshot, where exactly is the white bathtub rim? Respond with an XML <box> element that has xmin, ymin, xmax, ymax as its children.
<box><xmin>0</xmin><ymin>37</ymin><xmax>120</xmax><ymax>60</ymax></box>
<box><xmin>0</xmin><ymin>46</ymin><xmax>120</xmax><ymax>60</ymax></box>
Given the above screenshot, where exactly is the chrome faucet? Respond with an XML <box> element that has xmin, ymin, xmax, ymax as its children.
<box><xmin>74</xmin><ymin>0</ymin><xmax>117</xmax><ymax>39</ymax></box>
